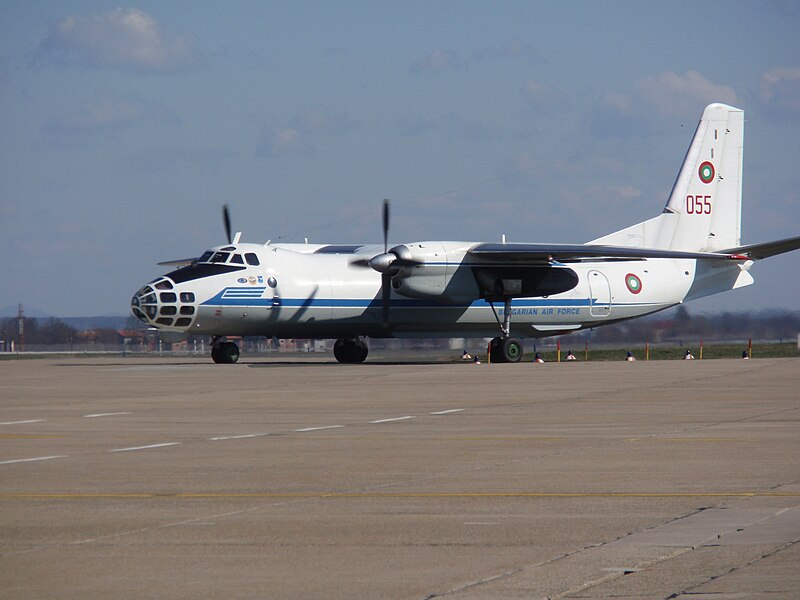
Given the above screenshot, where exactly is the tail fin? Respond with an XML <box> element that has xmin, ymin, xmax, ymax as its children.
<box><xmin>591</xmin><ymin>103</ymin><xmax>744</xmax><ymax>252</ymax></box>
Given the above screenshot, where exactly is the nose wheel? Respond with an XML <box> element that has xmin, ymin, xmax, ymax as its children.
<box><xmin>211</xmin><ymin>338</ymin><xmax>240</xmax><ymax>364</ymax></box>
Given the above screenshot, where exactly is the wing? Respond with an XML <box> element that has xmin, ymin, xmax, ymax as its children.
<box><xmin>468</xmin><ymin>243</ymin><xmax>743</xmax><ymax>264</ymax></box>
<box><xmin>157</xmin><ymin>257</ymin><xmax>197</xmax><ymax>267</ymax></box>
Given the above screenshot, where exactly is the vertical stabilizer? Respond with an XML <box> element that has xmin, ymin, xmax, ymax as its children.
<box><xmin>659</xmin><ymin>103</ymin><xmax>744</xmax><ymax>251</ymax></box>
<box><xmin>590</xmin><ymin>104</ymin><xmax>744</xmax><ymax>252</ymax></box>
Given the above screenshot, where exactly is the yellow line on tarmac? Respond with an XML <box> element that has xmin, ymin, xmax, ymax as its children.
<box><xmin>628</xmin><ymin>438</ymin><xmax>751</xmax><ymax>442</ymax></box>
<box><xmin>2</xmin><ymin>491</ymin><xmax>799</xmax><ymax>500</ymax></box>
<box><xmin>0</xmin><ymin>434</ymin><xmax>64</xmax><ymax>439</ymax></box>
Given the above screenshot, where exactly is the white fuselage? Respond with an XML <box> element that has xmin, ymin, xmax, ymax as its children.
<box><xmin>133</xmin><ymin>240</ymin><xmax>714</xmax><ymax>340</ymax></box>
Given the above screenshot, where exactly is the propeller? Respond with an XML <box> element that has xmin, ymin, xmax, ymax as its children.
<box><xmin>223</xmin><ymin>204</ymin><xmax>232</xmax><ymax>244</ymax></box>
<box><xmin>381</xmin><ymin>199</ymin><xmax>391</xmax><ymax>327</ymax></box>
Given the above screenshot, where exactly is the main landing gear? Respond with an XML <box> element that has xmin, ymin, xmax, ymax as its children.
<box><xmin>211</xmin><ymin>337</ymin><xmax>240</xmax><ymax>364</ymax></box>
<box><xmin>333</xmin><ymin>336</ymin><xmax>369</xmax><ymax>363</ymax></box>
<box><xmin>488</xmin><ymin>298</ymin><xmax>524</xmax><ymax>363</ymax></box>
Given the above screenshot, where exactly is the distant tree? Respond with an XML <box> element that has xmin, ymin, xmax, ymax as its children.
<box><xmin>34</xmin><ymin>318</ymin><xmax>78</xmax><ymax>345</ymax></box>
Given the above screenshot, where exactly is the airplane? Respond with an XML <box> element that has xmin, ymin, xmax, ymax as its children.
<box><xmin>131</xmin><ymin>103</ymin><xmax>800</xmax><ymax>364</ymax></box>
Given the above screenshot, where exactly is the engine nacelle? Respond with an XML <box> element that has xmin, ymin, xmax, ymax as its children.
<box><xmin>389</xmin><ymin>242</ymin><xmax>478</xmax><ymax>302</ymax></box>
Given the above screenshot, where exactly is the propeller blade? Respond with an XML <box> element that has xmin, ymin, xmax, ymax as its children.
<box><xmin>382</xmin><ymin>198</ymin><xmax>389</xmax><ymax>254</ymax></box>
<box><xmin>381</xmin><ymin>273</ymin><xmax>391</xmax><ymax>328</ymax></box>
<box><xmin>223</xmin><ymin>204</ymin><xmax>232</xmax><ymax>244</ymax></box>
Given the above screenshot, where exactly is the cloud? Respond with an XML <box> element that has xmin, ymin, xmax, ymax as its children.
<box><xmin>256</xmin><ymin>109</ymin><xmax>358</xmax><ymax>158</ymax></box>
<box><xmin>35</xmin><ymin>7</ymin><xmax>203</xmax><ymax>72</ymax></box>
<box><xmin>589</xmin><ymin>71</ymin><xmax>739</xmax><ymax>138</ymax></box>
<box><xmin>117</xmin><ymin>146</ymin><xmax>237</xmax><ymax>175</ymax></box>
<box><xmin>470</xmin><ymin>40</ymin><xmax>539</xmax><ymax>66</ymax></box>
<box><xmin>520</xmin><ymin>79</ymin><xmax>566</xmax><ymax>114</ymax></box>
<box><xmin>41</xmin><ymin>95</ymin><xmax>178</xmax><ymax>143</ymax></box>
<box><xmin>759</xmin><ymin>67</ymin><xmax>800</xmax><ymax>114</ymax></box>
<box><xmin>634</xmin><ymin>70</ymin><xmax>738</xmax><ymax>117</ymax></box>
<box><xmin>409</xmin><ymin>40</ymin><xmax>539</xmax><ymax>73</ymax></box>
<box><xmin>409</xmin><ymin>49</ymin><xmax>463</xmax><ymax>73</ymax></box>
<box><xmin>444</xmin><ymin>112</ymin><xmax>502</xmax><ymax>143</ymax></box>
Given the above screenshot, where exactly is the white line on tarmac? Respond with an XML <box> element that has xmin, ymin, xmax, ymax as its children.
<box><xmin>430</xmin><ymin>409</ymin><xmax>465</xmax><ymax>415</ymax></box>
<box><xmin>0</xmin><ymin>455</ymin><xmax>67</xmax><ymax>465</ymax></box>
<box><xmin>294</xmin><ymin>425</ymin><xmax>345</xmax><ymax>432</ymax></box>
<box><xmin>109</xmin><ymin>443</ymin><xmax>180</xmax><ymax>453</ymax></box>
<box><xmin>83</xmin><ymin>412</ymin><xmax>132</xmax><ymax>418</ymax></box>
<box><xmin>0</xmin><ymin>419</ymin><xmax>45</xmax><ymax>425</ymax></box>
<box><xmin>370</xmin><ymin>416</ymin><xmax>416</xmax><ymax>424</ymax></box>
<box><xmin>210</xmin><ymin>433</ymin><xmax>270</xmax><ymax>441</ymax></box>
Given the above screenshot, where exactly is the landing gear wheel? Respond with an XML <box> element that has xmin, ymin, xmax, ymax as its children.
<box><xmin>500</xmin><ymin>337</ymin><xmax>523</xmax><ymax>363</ymax></box>
<box><xmin>489</xmin><ymin>336</ymin><xmax>523</xmax><ymax>363</ymax></box>
<box><xmin>211</xmin><ymin>341</ymin><xmax>240</xmax><ymax>364</ymax></box>
<box><xmin>333</xmin><ymin>337</ymin><xmax>369</xmax><ymax>363</ymax></box>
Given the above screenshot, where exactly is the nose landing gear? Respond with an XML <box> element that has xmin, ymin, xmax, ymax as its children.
<box><xmin>211</xmin><ymin>337</ymin><xmax>240</xmax><ymax>364</ymax></box>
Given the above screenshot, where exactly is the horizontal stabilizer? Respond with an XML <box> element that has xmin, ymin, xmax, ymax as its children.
<box><xmin>720</xmin><ymin>235</ymin><xmax>800</xmax><ymax>260</ymax></box>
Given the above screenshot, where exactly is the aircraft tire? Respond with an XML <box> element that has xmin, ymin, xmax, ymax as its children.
<box><xmin>499</xmin><ymin>337</ymin><xmax>523</xmax><ymax>363</ymax></box>
<box><xmin>333</xmin><ymin>337</ymin><xmax>368</xmax><ymax>363</ymax></box>
<box><xmin>489</xmin><ymin>337</ymin><xmax>503</xmax><ymax>362</ymax></box>
<box><xmin>212</xmin><ymin>341</ymin><xmax>240</xmax><ymax>364</ymax></box>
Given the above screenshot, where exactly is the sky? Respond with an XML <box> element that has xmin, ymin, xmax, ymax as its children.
<box><xmin>1</xmin><ymin>1</ymin><xmax>799</xmax><ymax>317</ymax></box>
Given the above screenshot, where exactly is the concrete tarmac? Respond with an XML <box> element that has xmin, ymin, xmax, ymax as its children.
<box><xmin>1</xmin><ymin>355</ymin><xmax>799</xmax><ymax>599</ymax></box>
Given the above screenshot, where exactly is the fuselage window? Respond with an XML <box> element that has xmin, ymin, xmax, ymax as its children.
<box><xmin>199</xmin><ymin>251</ymin><xmax>214</xmax><ymax>263</ymax></box>
<box><xmin>160</xmin><ymin>292</ymin><xmax>177</xmax><ymax>303</ymax></box>
<box><xmin>211</xmin><ymin>252</ymin><xmax>230</xmax><ymax>263</ymax></box>
<box><xmin>180</xmin><ymin>292</ymin><xmax>195</xmax><ymax>303</ymax></box>
<box><xmin>245</xmin><ymin>253</ymin><xmax>260</xmax><ymax>266</ymax></box>
<box><xmin>230</xmin><ymin>254</ymin><xmax>244</xmax><ymax>264</ymax></box>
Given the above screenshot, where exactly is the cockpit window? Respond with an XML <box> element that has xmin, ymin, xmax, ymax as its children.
<box><xmin>245</xmin><ymin>253</ymin><xmax>260</xmax><ymax>266</ymax></box>
<box><xmin>198</xmin><ymin>251</ymin><xmax>214</xmax><ymax>263</ymax></box>
<box><xmin>165</xmin><ymin>263</ymin><xmax>245</xmax><ymax>284</ymax></box>
<box><xmin>230</xmin><ymin>254</ymin><xmax>244</xmax><ymax>264</ymax></box>
<box><xmin>211</xmin><ymin>252</ymin><xmax>230</xmax><ymax>263</ymax></box>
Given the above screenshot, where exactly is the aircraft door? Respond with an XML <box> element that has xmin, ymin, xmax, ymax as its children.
<box><xmin>588</xmin><ymin>270</ymin><xmax>611</xmax><ymax>317</ymax></box>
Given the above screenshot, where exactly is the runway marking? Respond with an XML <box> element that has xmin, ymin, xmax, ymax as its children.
<box><xmin>0</xmin><ymin>434</ymin><xmax>63</xmax><ymax>439</ymax></box>
<box><xmin>4</xmin><ymin>491</ymin><xmax>800</xmax><ymax>499</ymax></box>
<box><xmin>210</xmin><ymin>433</ymin><xmax>270</xmax><ymax>441</ymax></box>
<box><xmin>430</xmin><ymin>409</ymin><xmax>465</xmax><ymax>415</ymax></box>
<box><xmin>628</xmin><ymin>438</ymin><xmax>749</xmax><ymax>442</ymax></box>
<box><xmin>109</xmin><ymin>443</ymin><xmax>181</xmax><ymax>453</ymax></box>
<box><xmin>0</xmin><ymin>419</ymin><xmax>44</xmax><ymax>425</ymax></box>
<box><xmin>0</xmin><ymin>455</ymin><xmax>67</xmax><ymax>465</ymax></box>
<box><xmin>370</xmin><ymin>416</ymin><xmax>416</xmax><ymax>424</ymax></box>
<box><xmin>84</xmin><ymin>412</ymin><xmax>131</xmax><ymax>418</ymax></box>
<box><xmin>294</xmin><ymin>425</ymin><xmax>345</xmax><ymax>432</ymax></box>
<box><xmin>445</xmin><ymin>436</ymin><xmax>564</xmax><ymax>441</ymax></box>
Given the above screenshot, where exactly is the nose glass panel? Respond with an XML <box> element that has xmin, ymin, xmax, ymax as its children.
<box><xmin>131</xmin><ymin>279</ymin><xmax>196</xmax><ymax>329</ymax></box>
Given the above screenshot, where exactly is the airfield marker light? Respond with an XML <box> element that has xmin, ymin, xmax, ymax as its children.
<box><xmin>584</xmin><ymin>340</ymin><xmax>589</xmax><ymax>361</ymax></box>
<box><xmin>557</xmin><ymin>340</ymin><xmax>561</xmax><ymax>363</ymax></box>
<box><xmin>646</xmin><ymin>341</ymin><xmax>650</xmax><ymax>361</ymax></box>
<box><xmin>749</xmin><ymin>338</ymin><xmax>753</xmax><ymax>359</ymax></box>
<box><xmin>700</xmin><ymin>340</ymin><xmax>704</xmax><ymax>360</ymax></box>
<box><xmin>486</xmin><ymin>340</ymin><xmax>492</xmax><ymax>364</ymax></box>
